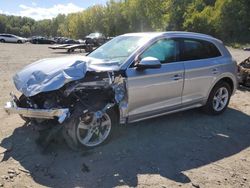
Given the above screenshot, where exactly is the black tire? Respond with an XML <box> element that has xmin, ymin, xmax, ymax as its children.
<box><xmin>18</xmin><ymin>95</ymin><xmax>32</xmax><ymax>122</ymax></box>
<box><xmin>67</xmin><ymin>48</ymin><xmax>74</xmax><ymax>53</ymax></box>
<box><xmin>63</xmin><ymin>107</ymin><xmax>118</xmax><ymax>150</ymax></box>
<box><xmin>0</xmin><ymin>39</ymin><xmax>5</xmax><ymax>43</ymax></box>
<box><xmin>203</xmin><ymin>81</ymin><xmax>232</xmax><ymax>115</ymax></box>
<box><xmin>17</xmin><ymin>40</ymin><xmax>22</xmax><ymax>44</ymax></box>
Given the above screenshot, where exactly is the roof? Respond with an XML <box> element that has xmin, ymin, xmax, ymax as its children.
<box><xmin>122</xmin><ymin>31</ymin><xmax>222</xmax><ymax>43</ymax></box>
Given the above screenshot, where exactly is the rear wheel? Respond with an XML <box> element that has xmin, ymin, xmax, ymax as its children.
<box><xmin>203</xmin><ymin>82</ymin><xmax>232</xmax><ymax>115</ymax></box>
<box><xmin>0</xmin><ymin>39</ymin><xmax>5</xmax><ymax>43</ymax></box>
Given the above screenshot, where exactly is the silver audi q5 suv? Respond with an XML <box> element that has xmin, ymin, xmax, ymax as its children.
<box><xmin>5</xmin><ymin>32</ymin><xmax>238</xmax><ymax>148</ymax></box>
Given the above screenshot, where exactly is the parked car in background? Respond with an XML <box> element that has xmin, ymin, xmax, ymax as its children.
<box><xmin>54</xmin><ymin>37</ymin><xmax>84</xmax><ymax>44</ymax></box>
<box><xmin>0</xmin><ymin>34</ymin><xmax>27</xmax><ymax>43</ymax></box>
<box><xmin>30</xmin><ymin>36</ymin><xmax>56</xmax><ymax>44</ymax></box>
<box><xmin>85</xmin><ymin>32</ymin><xmax>107</xmax><ymax>46</ymax></box>
<box><xmin>63</xmin><ymin>39</ymin><xmax>80</xmax><ymax>44</ymax></box>
<box><xmin>4</xmin><ymin>32</ymin><xmax>237</xmax><ymax>149</ymax></box>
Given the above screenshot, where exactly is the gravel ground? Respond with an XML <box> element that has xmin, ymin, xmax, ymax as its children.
<box><xmin>0</xmin><ymin>43</ymin><xmax>250</xmax><ymax>188</ymax></box>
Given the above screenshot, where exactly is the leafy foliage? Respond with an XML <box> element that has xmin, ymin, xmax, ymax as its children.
<box><xmin>0</xmin><ymin>0</ymin><xmax>249</xmax><ymax>42</ymax></box>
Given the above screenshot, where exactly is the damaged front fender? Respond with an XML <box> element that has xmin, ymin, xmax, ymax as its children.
<box><xmin>63</xmin><ymin>71</ymin><xmax>129</xmax><ymax>124</ymax></box>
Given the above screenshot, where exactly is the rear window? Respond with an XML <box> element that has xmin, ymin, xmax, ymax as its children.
<box><xmin>180</xmin><ymin>39</ymin><xmax>221</xmax><ymax>61</ymax></box>
<box><xmin>4</xmin><ymin>35</ymin><xmax>12</xmax><ymax>37</ymax></box>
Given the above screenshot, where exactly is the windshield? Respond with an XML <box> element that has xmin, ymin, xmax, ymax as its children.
<box><xmin>88</xmin><ymin>35</ymin><xmax>149</xmax><ymax>65</ymax></box>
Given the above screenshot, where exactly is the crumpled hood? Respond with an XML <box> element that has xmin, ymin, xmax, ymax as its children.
<box><xmin>13</xmin><ymin>55</ymin><xmax>120</xmax><ymax>97</ymax></box>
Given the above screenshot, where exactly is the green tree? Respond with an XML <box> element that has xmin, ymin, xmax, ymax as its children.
<box><xmin>20</xmin><ymin>25</ymin><xmax>31</xmax><ymax>37</ymax></box>
<box><xmin>0</xmin><ymin>0</ymin><xmax>250</xmax><ymax>43</ymax></box>
<box><xmin>0</xmin><ymin>15</ymin><xmax>7</xmax><ymax>33</ymax></box>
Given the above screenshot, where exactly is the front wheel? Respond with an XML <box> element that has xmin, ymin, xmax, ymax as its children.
<box><xmin>63</xmin><ymin>108</ymin><xmax>117</xmax><ymax>149</ymax></box>
<box><xmin>203</xmin><ymin>82</ymin><xmax>232</xmax><ymax>115</ymax></box>
<box><xmin>67</xmin><ymin>48</ymin><xmax>75</xmax><ymax>53</ymax></box>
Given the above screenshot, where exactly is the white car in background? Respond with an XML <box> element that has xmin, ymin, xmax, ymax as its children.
<box><xmin>0</xmin><ymin>34</ymin><xmax>27</xmax><ymax>43</ymax></box>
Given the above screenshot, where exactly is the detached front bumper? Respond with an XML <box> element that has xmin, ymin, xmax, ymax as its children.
<box><xmin>4</xmin><ymin>95</ymin><xmax>69</xmax><ymax>123</ymax></box>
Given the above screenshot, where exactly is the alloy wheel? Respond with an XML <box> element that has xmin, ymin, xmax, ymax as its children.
<box><xmin>76</xmin><ymin>113</ymin><xmax>112</xmax><ymax>147</ymax></box>
<box><xmin>212</xmin><ymin>87</ymin><xmax>229</xmax><ymax>112</ymax></box>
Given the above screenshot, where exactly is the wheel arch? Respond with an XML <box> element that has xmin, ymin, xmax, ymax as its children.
<box><xmin>205</xmin><ymin>74</ymin><xmax>237</xmax><ymax>103</ymax></box>
<box><xmin>219</xmin><ymin>77</ymin><xmax>234</xmax><ymax>92</ymax></box>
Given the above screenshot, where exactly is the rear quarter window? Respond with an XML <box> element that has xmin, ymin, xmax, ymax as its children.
<box><xmin>180</xmin><ymin>39</ymin><xmax>221</xmax><ymax>61</ymax></box>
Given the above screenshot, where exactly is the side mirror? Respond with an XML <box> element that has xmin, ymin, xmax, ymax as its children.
<box><xmin>136</xmin><ymin>57</ymin><xmax>161</xmax><ymax>70</ymax></box>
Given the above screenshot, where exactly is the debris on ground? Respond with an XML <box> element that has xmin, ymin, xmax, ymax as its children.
<box><xmin>192</xmin><ymin>182</ymin><xmax>200</xmax><ymax>188</ymax></box>
<box><xmin>1</xmin><ymin>168</ymin><xmax>21</xmax><ymax>181</ymax></box>
<box><xmin>238</xmin><ymin>56</ymin><xmax>250</xmax><ymax>87</ymax></box>
<box><xmin>18</xmin><ymin>167</ymin><xmax>30</xmax><ymax>174</ymax></box>
<box><xmin>243</xmin><ymin>47</ymin><xmax>250</xmax><ymax>51</ymax></box>
<box><xmin>81</xmin><ymin>162</ymin><xmax>90</xmax><ymax>173</ymax></box>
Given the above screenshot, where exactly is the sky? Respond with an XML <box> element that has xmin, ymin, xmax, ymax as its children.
<box><xmin>0</xmin><ymin>0</ymin><xmax>107</xmax><ymax>20</ymax></box>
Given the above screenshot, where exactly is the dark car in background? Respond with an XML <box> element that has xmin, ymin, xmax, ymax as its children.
<box><xmin>85</xmin><ymin>32</ymin><xmax>107</xmax><ymax>46</ymax></box>
<box><xmin>30</xmin><ymin>36</ymin><xmax>56</xmax><ymax>44</ymax></box>
<box><xmin>53</xmin><ymin>37</ymin><xmax>84</xmax><ymax>44</ymax></box>
<box><xmin>64</xmin><ymin>39</ymin><xmax>80</xmax><ymax>44</ymax></box>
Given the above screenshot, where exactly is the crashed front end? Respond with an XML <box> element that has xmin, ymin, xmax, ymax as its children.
<box><xmin>5</xmin><ymin>72</ymin><xmax>127</xmax><ymax>123</ymax></box>
<box><xmin>4</xmin><ymin>56</ymin><xmax>128</xmax><ymax>148</ymax></box>
<box><xmin>5</xmin><ymin>74</ymin><xmax>128</xmax><ymax>122</ymax></box>
<box><xmin>4</xmin><ymin>94</ymin><xmax>69</xmax><ymax>123</ymax></box>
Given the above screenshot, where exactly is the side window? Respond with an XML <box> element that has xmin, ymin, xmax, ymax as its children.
<box><xmin>140</xmin><ymin>39</ymin><xmax>178</xmax><ymax>64</ymax></box>
<box><xmin>180</xmin><ymin>39</ymin><xmax>221</xmax><ymax>61</ymax></box>
<box><xmin>206</xmin><ymin>41</ymin><xmax>221</xmax><ymax>58</ymax></box>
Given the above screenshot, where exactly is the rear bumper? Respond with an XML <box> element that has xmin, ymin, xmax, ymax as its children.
<box><xmin>4</xmin><ymin>98</ymin><xmax>69</xmax><ymax>124</ymax></box>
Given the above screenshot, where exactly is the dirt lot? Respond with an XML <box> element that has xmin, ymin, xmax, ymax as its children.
<box><xmin>0</xmin><ymin>43</ymin><xmax>250</xmax><ymax>188</ymax></box>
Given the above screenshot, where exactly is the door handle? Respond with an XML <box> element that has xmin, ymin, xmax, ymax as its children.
<box><xmin>171</xmin><ymin>74</ymin><xmax>182</xmax><ymax>81</ymax></box>
<box><xmin>212</xmin><ymin>68</ymin><xmax>219</xmax><ymax>74</ymax></box>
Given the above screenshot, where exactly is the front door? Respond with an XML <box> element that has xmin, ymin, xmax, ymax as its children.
<box><xmin>125</xmin><ymin>38</ymin><xmax>185</xmax><ymax>122</ymax></box>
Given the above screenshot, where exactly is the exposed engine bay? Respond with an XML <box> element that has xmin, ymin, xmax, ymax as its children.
<box><xmin>16</xmin><ymin>71</ymin><xmax>127</xmax><ymax>123</ymax></box>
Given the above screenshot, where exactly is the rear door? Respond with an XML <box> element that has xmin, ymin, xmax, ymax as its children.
<box><xmin>6</xmin><ymin>35</ymin><xmax>16</xmax><ymax>43</ymax></box>
<box><xmin>126</xmin><ymin>38</ymin><xmax>185</xmax><ymax>122</ymax></box>
<box><xmin>179</xmin><ymin>38</ymin><xmax>222</xmax><ymax>105</ymax></box>
<box><xmin>2</xmin><ymin>35</ymin><xmax>10</xmax><ymax>42</ymax></box>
